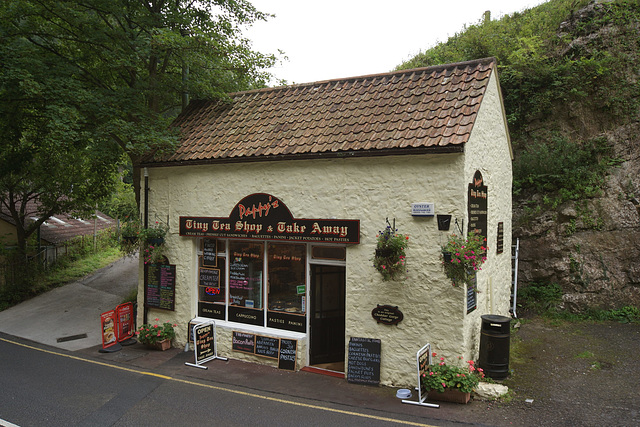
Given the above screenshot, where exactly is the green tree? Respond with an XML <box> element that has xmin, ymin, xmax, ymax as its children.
<box><xmin>1</xmin><ymin>0</ymin><xmax>277</xmax><ymax>205</ymax></box>
<box><xmin>0</xmin><ymin>34</ymin><xmax>122</xmax><ymax>255</ymax></box>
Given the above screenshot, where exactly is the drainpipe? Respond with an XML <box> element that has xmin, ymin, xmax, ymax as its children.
<box><xmin>143</xmin><ymin>167</ymin><xmax>149</xmax><ymax>325</ymax></box>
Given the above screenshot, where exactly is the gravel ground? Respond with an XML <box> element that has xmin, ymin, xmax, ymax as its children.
<box><xmin>458</xmin><ymin>316</ymin><xmax>640</xmax><ymax>426</ymax></box>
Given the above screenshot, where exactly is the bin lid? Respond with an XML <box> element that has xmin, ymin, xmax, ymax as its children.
<box><xmin>481</xmin><ymin>314</ymin><xmax>511</xmax><ymax>324</ymax></box>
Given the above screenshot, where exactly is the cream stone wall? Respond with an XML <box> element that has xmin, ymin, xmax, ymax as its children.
<box><xmin>462</xmin><ymin>70</ymin><xmax>514</xmax><ymax>363</ymax></box>
<box><xmin>139</xmin><ymin>85</ymin><xmax>512</xmax><ymax>386</ymax></box>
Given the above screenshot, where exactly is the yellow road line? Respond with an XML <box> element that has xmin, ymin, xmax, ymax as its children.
<box><xmin>1</xmin><ymin>337</ymin><xmax>436</xmax><ymax>427</ymax></box>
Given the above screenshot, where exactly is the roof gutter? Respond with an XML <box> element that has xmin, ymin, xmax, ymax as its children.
<box><xmin>140</xmin><ymin>145</ymin><xmax>464</xmax><ymax>168</ymax></box>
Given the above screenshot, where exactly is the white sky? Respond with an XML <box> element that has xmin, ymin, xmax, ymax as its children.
<box><xmin>245</xmin><ymin>0</ymin><xmax>549</xmax><ymax>85</ymax></box>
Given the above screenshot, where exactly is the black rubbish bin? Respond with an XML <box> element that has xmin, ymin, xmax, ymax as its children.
<box><xmin>478</xmin><ymin>314</ymin><xmax>511</xmax><ymax>380</ymax></box>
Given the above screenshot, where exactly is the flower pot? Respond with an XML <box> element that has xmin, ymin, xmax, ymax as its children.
<box><xmin>427</xmin><ymin>389</ymin><xmax>471</xmax><ymax>404</ymax></box>
<box><xmin>443</xmin><ymin>252</ymin><xmax>452</xmax><ymax>263</ymax></box>
<box><xmin>145</xmin><ymin>339</ymin><xmax>171</xmax><ymax>351</ymax></box>
<box><xmin>147</xmin><ymin>237</ymin><xmax>165</xmax><ymax>246</ymax></box>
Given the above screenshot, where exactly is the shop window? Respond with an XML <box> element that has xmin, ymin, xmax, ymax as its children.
<box><xmin>198</xmin><ymin>256</ymin><xmax>225</xmax><ymax>304</ymax></box>
<box><xmin>197</xmin><ymin>238</ymin><xmax>226</xmax><ymax>320</ymax></box>
<box><xmin>311</xmin><ymin>245</ymin><xmax>346</xmax><ymax>261</ymax></box>
<box><xmin>229</xmin><ymin>241</ymin><xmax>264</xmax><ymax>309</ymax></box>
<box><xmin>268</xmin><ymin>243</ymin><xmax>306</xmax><ymax>314</ymax></box>
<box><xmin>267</xmin><ymin>243</ymin><xmax>306</xmax><ymax>332</ymax></box>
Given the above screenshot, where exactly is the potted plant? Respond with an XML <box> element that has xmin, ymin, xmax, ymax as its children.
<box><xmin>441</xmin><ymin>231</ymin><xmax>487</xmax><ymax>289</ymax></box>
<box><xmin>373</xmin><ymin>220</ymin><xmax>409</xmax><ymax>281</ymax></box>
<box><xmin>119</xmin><ymin>220</ymin><xmax>141</xmax><ymax>255</ymax></box>
<box><xmin>136</xmin><ymin>318</ymin><xmax>176</xmax><ymax>351</ymax></box>
<box><xmin>421</xmin><ymin>352</ymin><xmax>485</xmax><ymax>404</ymax></box>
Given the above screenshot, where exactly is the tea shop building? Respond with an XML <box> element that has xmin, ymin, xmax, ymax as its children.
<box><xmin>138</xmin><ymin>57</ymin><xmax>513</xmax><ymax>386</ymax></box>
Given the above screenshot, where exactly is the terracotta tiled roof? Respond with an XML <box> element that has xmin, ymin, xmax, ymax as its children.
<box><xmin>144</xmin><ymin>57</ymin><xmax>497</xmax><ymax>166</ymax></box>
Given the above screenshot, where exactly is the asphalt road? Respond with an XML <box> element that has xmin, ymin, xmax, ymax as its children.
<box><xmin>0</xmin><ymin>255</ymin><xmax>139</xmax><ymax>351</ymax></box>
<box><xmin>0</xmin><ymin>336</ymin><xmax>459</xmax><ymax>427</ymax></box>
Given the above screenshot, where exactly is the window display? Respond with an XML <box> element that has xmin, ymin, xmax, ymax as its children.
<box><xmin>268</xmin><ymin>243</ymin><xmax>306</xmax><ymax>314</ymax></box>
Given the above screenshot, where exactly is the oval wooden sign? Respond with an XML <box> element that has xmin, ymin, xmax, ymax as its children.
<box><xmin>371</xmin><ymin>305</ymin><xmax>403</xmax><ymax>325</ymax></box>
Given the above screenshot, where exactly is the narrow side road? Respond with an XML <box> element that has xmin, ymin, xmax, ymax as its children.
<box><xmin>0</xmin><ymin>256</ymin><xmax>138</xmax><ymax>351</ymax></box>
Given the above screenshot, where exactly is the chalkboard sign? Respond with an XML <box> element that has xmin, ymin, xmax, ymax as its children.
<box><xmin>278</xmin><ymin>338</ymin><xmax>297</xmax><ymax>371</ymax></box>
<box><xmin>496</xmin><ymin>222</ymin><xmax>504</xmax><ymax>254</ymax></box>
<box><xmin>232</xmin><ymin>331</ymin><xmax>255</xmax><ymax>353</ymax></box>
<box><xmin>255</xmin><ymin>335</ymin><xmax>279</xmax><ymax>359</ymax></box>
<box><xmin>467</xmin><ymin>285</ymin><xmax>477</xmax><ymax>314</ymax></box>
<box><xmin>193</xmin><ymin>323</ymin><xmax>215</xmax><ymax>363</ymax></box>
<box><xmin>468</xmin><ymin>170</ymin><xmax>488</xmax><ymax>241</ymax></box>
<box><xmin>199</xmin><ymin>267</ymin><xmax>220</xmax><ymax>288</ymax></box>
<box><xmin>145</xmin><ymin>263</ymin><xmax>176</xmax><ymax>311</ymax></box>
<box><xmin>203</xmin><ymin>238</ymin><xmax>217</xmax><ymax>267</ymax></box>
<box><xmin>347</xmin><ymin>337</ymin><xmax>381</xmax><ymax>385</ymax></box>
<box><xmin>417</xmin><ymin>344</ymin><xmax>431</xmax><ymax>398</ymax></box>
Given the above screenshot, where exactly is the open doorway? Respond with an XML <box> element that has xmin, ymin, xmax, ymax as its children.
<box><xmin>309</xmin><ymin>264</ymin><xmax>346</xmax><ymax>371</ymax></box>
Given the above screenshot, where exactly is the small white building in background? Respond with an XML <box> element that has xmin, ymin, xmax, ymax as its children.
<box><xmin>138</xmin><ymin>57</ymin><xmax>513</xmax><ymax>387</ymax></box>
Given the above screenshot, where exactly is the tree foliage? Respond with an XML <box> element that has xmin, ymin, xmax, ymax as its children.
<box><xmin>1</xmin><ymin>0</ymin><xmax>277</xmax><ymax>202</ymax></box>
<box><xmin>397</xmin><ymin>0</ymin><xmax>640</xmax><ymax>199</ymax></box>
<box><xmin>0</xmin><ymin>33</ymin><xmax>121</xmax><ymax>258</ymax></box>
<box><xmin>1</xmin><ymin>0</ymin><xmax>277</xmax><ymax>259</ymax></box>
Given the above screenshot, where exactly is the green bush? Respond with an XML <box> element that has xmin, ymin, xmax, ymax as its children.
<box><xmin>518</xmin><ymin>281</ymin><xmax>563</xmax><ymax>314</ymax></box>
<box><xmin>513</xmin><ymin>135</ymin><xmax>620</xmax><ymax>206</ymax></box>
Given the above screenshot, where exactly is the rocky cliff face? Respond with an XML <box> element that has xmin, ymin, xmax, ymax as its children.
<box><xmin>514</xmin><ymin>0</ymin><xmax>640</xmax><ymax>311</ymax></box>
<box><xmin>515</xmin><ymin>122</ymin><xmax>640</xmax><ymax>310</ymax></box>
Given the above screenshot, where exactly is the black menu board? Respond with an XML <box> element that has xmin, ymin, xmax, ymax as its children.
<box><xmin>199</xmin><ymin>268</ymin><xmax>220</xmax><ymax>288</ymax></box>
<box><xmin>202</xmin><ymin>238</ymin><xmax>217</xmax><ymax>267</ymax></box>
<box><xmin>255</xmin><ymin>335</ymin><xmax>279</xmax><ymax>359</ymax></box>
<box><xmin>278</xmin><ymin>338</ymin><xmax>297</xmax><ymax>371</ymax></box>
<box><xmin>145</xmin><ymin>263</ymin><xmax>176</xmax><ymax>311</ymax></box>
<box><xmin>467</xmin><ymin>286</ymin><xmax>477</xmax><ymax>314</ymax></box>
<box><xmin>232</xmin><ymin>331</ymin><xmax>255</xmax><ymax>353</ymax></box>
<box><xmin>347</xmin><ymin>337</ymin><xmax>381</xmax><ymax>385</ymax></box>
<box><xmin>468</xmin><ymin>170</ymin><xmax>488</xmax><ymax>240</ymax></box>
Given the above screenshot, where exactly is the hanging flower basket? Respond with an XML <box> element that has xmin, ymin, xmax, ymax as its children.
<box><xmin>372</xmin><ymin>219</ymin><xmax>409</xmax><ymax>281</ymax></box>
<box><xmin>441</xmin><ymin>231</ymin><xmax>487</xmax><ymax>289</ymax></box>
<box><xmin>139</xmin><ymin>220</ymin><xmax>169</xmax><ymax>265</ymax></box>
<box><xmin>119</xmin><ymin>221</ymin><xmax>142</xmax><ymax>255</ymax></box>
